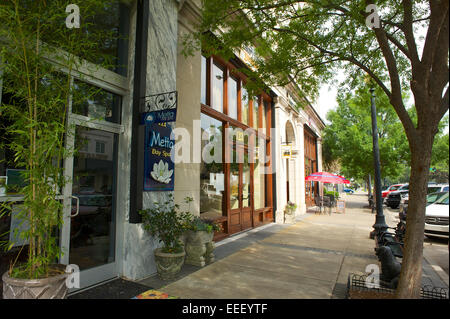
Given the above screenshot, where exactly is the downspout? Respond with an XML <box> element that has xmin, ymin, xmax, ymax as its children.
<box><xmin>129</xmin><ymin>0</ymin><xmax>149</xmax><ymax>223</ymax></box>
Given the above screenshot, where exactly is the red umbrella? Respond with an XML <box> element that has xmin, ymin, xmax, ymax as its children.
<box><xmin>305</xmin><ymin>172</ymin><xmax>350</xmax><ymax>184</ymax></box>
<box><xmin>306</xmin><ymin>172</ymin><xmax>350</xmax><ymax>213</ymax></box>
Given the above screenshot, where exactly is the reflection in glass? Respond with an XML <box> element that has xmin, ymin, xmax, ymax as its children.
<box><xmin>254</xmin><ymin>158</ymin><xmax>265</xmax><ymax>210</ymax></box>
<box><xmin>252</xmin><ymin>98</ymin><xmax>259</xmax><ymax>130</ymax></box>
<box><xmin>75</xmin><ymin>2</ymin><xmax>130</xmax><ymax>75</ymax></box>
<box><xmin>72</xmin><ymin>81</ymin><xmax>122</xmax><ymax>124</ymax></box>
<box><xmin>230</xmin><ymin>163</ymin><xmax>239</xmax><ymax>210</ymax></box>
<box><xmin>228</xmin><ymin>77</ymin><xmax>238</xmax><ymax>120</ymax></box>
<box><xmin>212</xmin><ymin>64</ymin><xmax>224</xmax><ymax>113</ymax></box>
<box><xmin>243</xmin><ymin>153</ymin><xmax>250</xmax><ymax>208</ymax></box>
<box><xmin>262</xmin><ymin>100</ymin><xmax>268</xmax><ymax>130</ymax></box>
<box><xmin>70</xmin><ymin>127</ymin><xmax>117</xmax><ymax>271</ymax></box>
<box><xmin>241</xmin><ymin>87</ymin><xmax>249</xmax><ymax>125</ymax></box>
<box><xmin>200</xmin><ymin>114</ymin><xmax>225</xmax><ymax>220</ymax></box>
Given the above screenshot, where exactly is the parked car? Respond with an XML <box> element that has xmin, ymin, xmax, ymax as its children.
<box><xmin>391</xmin><ymin>183</ymin><xmax>448</xmax><ymax>210</ymax></box>
<box><xmin>382</xmin><ymin>184</ymin><xmax>405</xmax><ymax>199</ymax></box>
<box><xmin>424</xmin><ymin>192</ymin><xmax>449</xmax><ymax>239</ymax></box>
<box><xmin>399</xmin><ymin>191</ymin><xmax>448</xmax><ymax>219</ymax></box>
<box><xmin>386</xmin><ymin>184</ymin><xmax>409</xmax><ymax>208</ymax></box>
<box><xmin>343</xmin><ymin>188</ymin><xmax>354</xmax><ymax>194</ymax></box>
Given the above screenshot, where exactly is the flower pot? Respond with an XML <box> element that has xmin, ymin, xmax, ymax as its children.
<box><xmin>2</xmin><ymin>265</ymin><xmax>69</xmax><ymax>299</ymax></box>
<box><xmin>154</xmin><ymin>248</ymin><xmax>186</xmax><ymax>281</ymax></box>
<box><xmin>185</xmin><ymin>230</ymin><xmax>215</xmax><ymax>267</ymax></box>
<box><xmin>284</xmin><ymin>211</ymin><xmax>296</xmax><ymax>224</ymax></box>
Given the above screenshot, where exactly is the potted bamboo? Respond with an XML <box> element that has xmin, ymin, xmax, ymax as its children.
<box><xmin>139</xmin><ymin>196</ymin><xmax>192</xmax><ymax>280</ymax></box>
<box><xmin>0</xmin><ymin>1</ymin><xmax>120</xmax><ymax>298</ymax></box>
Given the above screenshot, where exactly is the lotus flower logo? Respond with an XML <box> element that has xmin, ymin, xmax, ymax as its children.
<box><xmin>151</xmin><ymin>160</ymin><xmax>173</xmax><ymax>184</ymax></box>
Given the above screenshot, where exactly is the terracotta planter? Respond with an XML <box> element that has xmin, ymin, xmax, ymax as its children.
<box><xmin>2</xmin><ymin>265</ymin><xmax>68</xmax><ymax>299</ymax></box>
<box><xmin>185</xmin><ymin>230</ymin><xmax>215</xmax><ymax>267</ymax></box>
<box><xmin>154</xmin><ymin>248</ymin><xmax>186</xmax><ymax>281</ymax></box>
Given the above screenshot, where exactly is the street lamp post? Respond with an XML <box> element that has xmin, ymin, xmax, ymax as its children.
<box><xmin>368</xmin><ymin>88</ymin><xmax>389</xmax><ymax>239</ymax></box>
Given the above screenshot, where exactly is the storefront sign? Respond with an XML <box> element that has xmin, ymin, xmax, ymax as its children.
<box><xmin>142</xmin><ymin>119</ymin><xmax>175</xmax><ymax>191</ymax></box>
<box><xmin>141</xmin><ymin>91</ymin><xmax>178</xmax><ymax>192</ymax></box>
<box><xmin>281</xmin><ymin>144</ymin><xmax>292</xmax><ymax>159</ymax></box>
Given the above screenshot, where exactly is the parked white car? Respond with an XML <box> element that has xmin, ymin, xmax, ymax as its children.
<box><xmin>424</xmin><ymin>192</ymin><xmax>449</xmax><ymax>239</ymax></box>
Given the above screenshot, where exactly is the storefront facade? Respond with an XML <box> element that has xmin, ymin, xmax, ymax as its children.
<box><xmin>0</xmin><ymin>0</ymin><xmax>323</xmax><ymax>291</ymax></box>
<box><xmin>273</xmin><ymin>84</ymin><xmax>325</xmax><ymax>221</ymax></box>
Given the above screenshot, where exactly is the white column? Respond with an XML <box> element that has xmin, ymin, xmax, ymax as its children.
<box><xmin>274</xmin><ymin>101</ymin><xmax>285</xmax><ymax>224</ymax></box>
<box><xmin>297</xmin><ymin>121</ymin><xmax>306</xmax><ymax>214</ymax></box>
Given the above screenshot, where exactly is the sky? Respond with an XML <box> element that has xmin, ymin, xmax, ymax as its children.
<box><xmin>316</xmin><ymin>73</ymin><xmax>449</xmax><ymax>134</ymax></box>
<box><xmin>317</xmin><ymin>83</ymin><xmax>338</xmax><ymax>125</ymax></box>
<box><xmin>316</xmin><ymin>70</ymin><xmax>346</xmax><ymax>125</ymax></box>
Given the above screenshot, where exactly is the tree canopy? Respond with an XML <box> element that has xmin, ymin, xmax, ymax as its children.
<box><xmin>323</xmin><ymin>85</ymin><xmax>410</xmax><ymax>182</ymax></box>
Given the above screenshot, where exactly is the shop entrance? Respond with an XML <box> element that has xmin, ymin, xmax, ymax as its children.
<box><xmin>304</xmin><ymin>126</ymin><xmax>318</xmax><ymax>207</ymax></box>
<box><xmin>229</xmin><ymin>136</ymin><xmax>252</xmax><ymax>234</ymax></box>
<box><xmin>60</xmin><ymin>81</ymin><xmax>124</xmax><ymax>291</ymax></box>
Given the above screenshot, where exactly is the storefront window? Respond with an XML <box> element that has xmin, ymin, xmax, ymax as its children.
<box><xmin>262</xmin><ymin>100</ymin><xmax>269</xmax><ymax>130</ymax></box>
<box><xmin>228</xmin><ymin>77</ymin><xmax>238</xmax><ymax>120</ymax></box>
<box><xmin>241</xmin><ymin>87</ymin><xmax>249</xmax><ymax>125</ymax></box>
<box><xmin>252</xmin><ymin>98</ymin><xmax>259</xmax><ymax>130</ymax></box>
<box><xmin>253</xmin><ymin>157</ymin><xmax>265</xmax><ymax>210</ymax></box>
<box><xmin>200</xmin><ymin>55</ymin><xmax>273</xmax><ymax>233</ymax></box>
<box><xmin>200</xmin><ymin>113</ymin><xmax>225</xmax><ymax>219</ymax></box>
<box><xmin>212</xmin><ymin>63</ymin><xmax>224</xmax><ymax>113</ymax></box>
<box><xmin>72</xmin><ymin>81</ymin><xmax>122</xmax><ymax>124</ymax></box>
<box><xmin>73</xmin><ymin>2</ymin><xmax>130</xmax><ymax>76</ymax></box>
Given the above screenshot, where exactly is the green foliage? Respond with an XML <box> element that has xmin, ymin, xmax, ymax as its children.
<box><xmin>324</xmin><ymin>189</ymin><xmax>339</xmax><ymax>199</ymax></box>
<box><xmin>139</xmin><ymin>196</ymin><xmax>192</xmax><ymax>253</ymax></box>
<box><xmin>285</xmin><ymin>201</ymin><xmax>297</xmax><ymax>214</ymax></box>
<box><xmin>322</xmin><ymin>85</ymin><xmax>410</xmax><ymax>182</ymax></box>
<box><xmin>0</xmin><ymin>0</ymin><xmax>120</xmax><ymax>279</ymax></box>
<box><xmin>185</xmin><ymin>216</ymin><xmax>221</xmax><ymax>233</ymax></box>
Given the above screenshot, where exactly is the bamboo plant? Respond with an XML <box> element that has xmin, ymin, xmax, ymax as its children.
<box><xmin>0</xmin><ymin>0</ymin><xmax>121</xmax><ymax>279</ymax></box>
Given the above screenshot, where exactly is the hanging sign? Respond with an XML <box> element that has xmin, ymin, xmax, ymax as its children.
<box><xmin>142</xmin><ymin>119</ymin><xmax>175</xmax><ymax>191</ymax></box>
<box><xmin>281</xmin><ymin>144</ymin><xmax>292</xmax><ymax>159</ymax></box>
<box><xmin>141</xmin><ymin>91</ymin><xmax>177</xmax><ymax>192</ymax></box>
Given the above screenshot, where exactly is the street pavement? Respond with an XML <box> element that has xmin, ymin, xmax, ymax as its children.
<box><xmin>139</xmin><ymin>191</ymin><xmax>448</xmax><ymax>299</ymax></box>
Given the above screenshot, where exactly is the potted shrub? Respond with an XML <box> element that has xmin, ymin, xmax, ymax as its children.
<box><xmin>0</xmin><ymin>1</ymin><xmax>119</xmax><ymax>298</ymax></box>
<box><xmin>139</xmin><ymin>196</ymin><xmax>192</xmax><ymax>280</ymax></box>
<box><xmin>184</xmin><ymin>215</ymin><xmax>221</xmax><ymax>267</ymax></box>
<box><xmin>284</xmin><ymin>201</ymin><xmax>297</xmax><ymax>223</ymax></box>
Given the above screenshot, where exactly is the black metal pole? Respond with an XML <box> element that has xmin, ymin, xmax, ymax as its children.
<box><xmin>369</xmin><ymin>88</ymin><xmax>388</xmax><ymax>239</ymax></box>
<box><xmin>129</xmin><ymin>0</ymin><xmax>149</xmax><ymax>223</ymax></box>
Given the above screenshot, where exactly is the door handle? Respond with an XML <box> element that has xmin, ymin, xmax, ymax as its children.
<box><xmin>70</xmin><ymin>195</ymin><xmax>80</xmax><ymax>217</ymax></box>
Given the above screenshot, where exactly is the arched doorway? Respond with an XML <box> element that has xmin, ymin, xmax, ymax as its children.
<box><xmin>285</xmin><ymin>121</ymin><xmax>296</xmax><ymax>203</ymax></box>
<box><xmin>304</xmin><ymin>125</ymin><xmax>318</xmax><ymax>207</ymax></box>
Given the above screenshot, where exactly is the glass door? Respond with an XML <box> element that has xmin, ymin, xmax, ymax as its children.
<box><xmin>60</xmin><ymin>82</ymin><xmax>123</xmax><ymax>291</ymax></box>
<box><xmin>229</xmin><ymin>140</ymin><xmax>252</xmax><ymax>234</ymax></box>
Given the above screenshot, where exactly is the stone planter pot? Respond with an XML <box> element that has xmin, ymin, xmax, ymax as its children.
<box><xmin>154</xmin><ymin>248</ymin><xmax>186</xmax><ymax>281</ymax></box>
<box><xmin>185</xmin><ymin>230</ymin><xmax>215</xmax><ymax>267</ymax></box>
<box><xmin>2</xmin><ymin>265</ymin><xmax>68</xmax><ymax>299</ymax></box>
<box><xmin>284</xmin><ymin>211</ymin><xmax>296</xmax><ymax>224</ymax></box>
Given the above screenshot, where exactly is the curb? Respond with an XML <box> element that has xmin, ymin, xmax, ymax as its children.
<box><xmin>423</xmin><ymin>249</ymin><xmax>449</xmax><ymax>288</ymax></box>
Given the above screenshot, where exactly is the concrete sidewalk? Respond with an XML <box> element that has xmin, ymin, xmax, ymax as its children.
<box><xmin>138</xmin><ymin>192</ymin><xmax>449</xmax><ymax>299</ymax></box>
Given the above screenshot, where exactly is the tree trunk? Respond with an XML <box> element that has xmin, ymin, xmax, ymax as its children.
<box><xmin>395</xmin><ymin>132</ymin><xmax>434</xmax><ymax>298</ymax></box>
